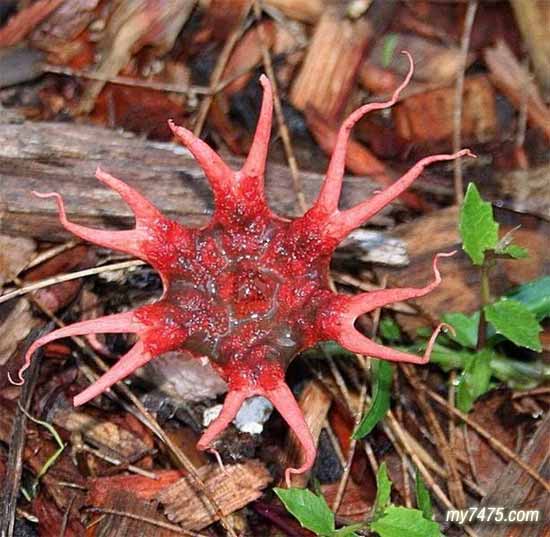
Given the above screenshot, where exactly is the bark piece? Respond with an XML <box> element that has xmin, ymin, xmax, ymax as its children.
<box><xmin>264</xmin><ymin>0</ymin><xmax>324</xmax><ymax>23</ymax></box>
<box><xmin>289</xmin><ymin>7</ymin><xmax>370</xmax><ymax>121</ymax></box>
<box><xmin>0</xmin><ymin>234</ymin><xmax>36</xmax><ymax>287</ymax></box>
<box><xmin>142</xmin><ymin>351</ymin><xmax>228</xmax><ymax>402</ymax></box>
<box><xmin>496</xmin><ymin>163</ymin><xmax>550</xmax><ymax>221</ymax></box>
<box><xmin>471</xmin><ymin>412</ymin><xmax>550</xmax><ymax>537</ymax></box>
<box><xmin>392</xmin><ymin>75</ymin><xmax>498</xmax><ymax>148</ymax></box>
<box><xmin>379</xmin><ymin>206</ymin><xmax>550</xmax><ymax>333</ymax></box>
<box><xmin>510</xmin><ymin>0</ymin><xmax>550</xmax><ymax>99</ymax></box>
<box><xmin>53</xmin><ymin>410</ymin><xmax>150</xmax><ymax>460</ymax></box>
<box><xmin>89</xmin><ymin>489</ymin><xmax>185</xmax><ymax>537</ymax></box>
<box><xmin>0</xmin><ymin>121</ymin><xmax>383</xmax><ymax>240</ymax></box>
<box><xmin>0</xmin><ymin>299</ymin><xmax>37</xmax><ymax>367</ymax></box>
<box><xmin>484</xmin><ymin>40</ymin><xmax>550</xmax><ymax>140</ymax></box>
<box><xmin>157</xmin><ymin>460</ymin><xmax>272</xmax><ymax>530</ymax></box>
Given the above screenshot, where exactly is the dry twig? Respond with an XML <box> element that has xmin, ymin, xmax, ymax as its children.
<box><xmin>452</xmin><ymin>0</ymin><xmax>478</xmax><ymax>204</ymax></box>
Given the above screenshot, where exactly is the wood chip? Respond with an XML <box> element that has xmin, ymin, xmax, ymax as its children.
<box><xmin>157</xmin><ymin>460</ymin><xmax>271</xmax><ymax>530</ymax></box>
<box><xmin>0</xmin><ymin>234</ymin><xmax>36</xmax><ymax>287</ymax></box>
<box><xmin>510</xmin><ymin>0</ymin><xmax>550</xmax><ymax>99</ymax></box>
<box><xmin>53</xmin><ymin>410</ymin><xmax>150</xmax><ymax>460</ymax></box>
<box><xmin>89</xmin><ymin>489</ymin><xmax>189</xmax><ymax>537</ymax></box>
<box><xmin>0</xmin><ymin>299</ymin><xmax>37</xmax><ymax>367</ymax></box>
<box><xmin>378</xmin><ymin>205</ymin><xmax>550</xmax><ymax>333</ymax></box>
<box><xmin>265</xmin><ymin>0</ymin><xmax>324</xmax><ymax>23</ymax></box>
<box><xmin>393</xmin><ymin>75</ymin><xmax>498</xmax><ymax>148</ymax></box>
<box><xmin>484</xmin><ymin>40</ymin><xmax>550</xmax><ymax>140</ymax></box>
<box><xmin>290</xmin><ymin>7</ymin><xmax>370</xmax><ymax>121</ymax></box>
<box><xmin>471</xmin><ymin>412</ymin><xmax>550</xmax><ymax>536</ymax></box>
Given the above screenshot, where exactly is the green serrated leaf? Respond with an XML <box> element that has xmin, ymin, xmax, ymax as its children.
<box><xmin>379</xmin><ymin>317</ymin><xmax>402</xmax><ymax>342</ymax></box>
<box><xmin>274</xmin><ymin>487</ymin><xmax>334</xmax><ymax>536</ymax></box>
<box><xmin>353</xmin><ymin>360</ymin><xmax>393</xmax><ymax>439</ymax></box>
<box><xmin>442</xmin><ymin>312</ymin><xmax>479</xmax><ymax>349</ymax></box>
<box><xmin>456</xmin><ymin>349</ymin><xmax>493</xmax><ymax>412</ymax></box>
<box><xmin>459</xmin><ymin>183</ymin><xmax>499</xmax><ymax>265</ymax></box>
<box><xmin>500</xmin><ymin>244</ymin><xmax>528</xmax><ymax>259</ymax></box>
<box><xmin>414</xmin><ymin>469</ymin><xmax>433</xmax><ymax>521</ymax></box>
<box><xmin>484</xmin><ymin>299</ymin><xmax>542</xmax><ymax>351</ymax></box>
<box><xmin>370</xmin><ymin>506</ymin><xmax>441</xmax><ymax>537</ymax></box>
<box><xmin>373</xmin><ymin>462</ymin><xmax>392</xmax><ymax>520</ymax></box>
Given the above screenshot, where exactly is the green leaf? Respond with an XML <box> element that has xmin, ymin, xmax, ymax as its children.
<box><xmin>456</xmin><ymin>349</ymin><xmax>493</xmax><ymax>412</ymax></box>
<box><xmin>442</xmin><ymin>312</ymin><xmax>479</xmax><ymax>349</ymax></box>
<box><xmin>274</xmin><ymin>487</ymin><xmax>334</xmax><ymax>536</ymax></box>
<box><xmin>500</xmin><ymin>244</ymin><xmax>528</xmax><ymax>259</ymax></box>
<box><xmin>414</xmin><ymin>469</ymin><xmax>433</xmax><ymax>521</ymax></box>
<box><xmin>381</xmin><ymin>33</ymin><xmax>398</xmax><ymax>68</ymax></box>
<box><xmin>379</xmin><ymin>317</ymin><xmax>402</xmax><ymax>342</ymax></box>
<box><xmin>373</xmin><ymin>463</ymin><xmax>392</xmax><ymax>519</ymax></box>
<box><xmin>484</xmin><ymin>298</ymin><xmax>542</xmax><ymax>351</ymax></box>
<box><xmin>459</xmin><ymin>183</ymin><xmax>499</xmax><ymax>265</ymax></box>
<box><xmin>506</xmin><ymin>276</ymin><xmax>550</xmax><ymax>321</ymax></box>
<box><xmin>370</xmin><ymin>506</ymin><xmax>441</xmax><ymax>537</ymax></box>
<box><xmin>353</xmin><ymin>360</ymin><xmax>393</xmax><ymax>439</ymax></box>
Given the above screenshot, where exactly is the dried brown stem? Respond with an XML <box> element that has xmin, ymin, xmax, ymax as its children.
<box><xmin>453</xmin><ymin>0</ymin><xmax>478</xmax><ymax>204</ymax></box>
<box><xmin>0</xmin><ymin>260</ymin><xmax>145</xmax><ymax>306</ymax></box>
<box><xmin>87</xmin><ymin>507</ymin><xmax>208</xmax><ymax>536</ymax></box>
<box><xmin>426</xmin><ymin>387</ymin><xmax>550</xmax><ymax>492</ymax></box>
<box><xmin>401</xmin><ymin>364</ymin><xmax>467</xmax><ymax>509</ymax></box>
<box><xmin>193</xmin><ymin>3</ymin><xmax>252</xmax><ymax>137</ymax></box>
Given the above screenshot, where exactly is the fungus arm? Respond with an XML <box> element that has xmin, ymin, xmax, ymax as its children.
<box><xmin>33</xmin><ymin>168</ymin><xmax>171</xmax><ymax>260</ymax></box>
<box><xmin>239</xmin><ymin>74</ymin><xmax>273</xmax><ymax>183</ymax></box>
<box><xmin>318</xmin><ymin>253</ymin><xmax>455</xmax><ymax>364</ymax></box>
<box><xmin>168</xmin><ymin>120</ymin><xmax>234</xmax><ymax>201</ymax></box>
<box><xmin>265</xmin><ymin>382</ymin><xmax>316</xmax><ymax>487</ymax></box>
<box><xmin>11</xmin><ymin>311</ymin><xmax>146</xmax><ymax>386</ymax></box>
<box><xmin>309</xmin><ymin>51</ymin><xmax>414</xmax><ymax>218</ymax></box>
<box><xmin>325</xmin><ymin>150</ymin><xmax>475</xmax><ymax>241</ymax></box>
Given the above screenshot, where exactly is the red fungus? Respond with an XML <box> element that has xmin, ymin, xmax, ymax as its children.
<box><xmin>13</xmin><ymin>52</ymin><xmax>474</xmax><ymax>486</ymax></box>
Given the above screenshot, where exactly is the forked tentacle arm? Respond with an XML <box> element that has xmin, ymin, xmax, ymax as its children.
<box><xmin>73</xmin><ymin>340</ymin><xmax>152</xmax><ymax>406</ymax></box>
<box><xmin>10</xmin><ymin>311</ymin><xmax>146</xmax><ymax>386</ymax></box>
<box><xmin>325</xmin><ymin>150</ymin><xmax>476</xmax><ymax>242</ymax></box>
<box><xmin>336</xmin><ymin>322</ymin><xmax>451</xmax><ymax>364</ymax></box>
<box><xmin>196</xmin><ymin>389</ymin><xmax>249</xmax><ymax>452</ymax></box>
<box><xmin>264</xmin><ymin>382</ymin><xmax>316</xmax><ymax>487</ymax></box>
<box><xmin>343</xmin><ymin>251</ymin><xmax>455</xmax><ymax>313</ymax></box>
<box><xmin>309</xmin><ymin>51</ymin><xmax>414</xmax><ymax>218</ymax></box>
<box><xmin>33</xmin><ymin>167</ymin><xmax>168</xmax><ymax>261</ymax></box>
<box><xmin>319</xmin><ymin>253</ymin><xmax>455</xmax><ymax>364</ymax></box>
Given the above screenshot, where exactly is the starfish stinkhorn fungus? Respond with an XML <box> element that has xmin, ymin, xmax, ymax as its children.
<box><xmin>13</xmin><ymin>52</ymin><xmax>473</xmax><ymax>485</ymax></box>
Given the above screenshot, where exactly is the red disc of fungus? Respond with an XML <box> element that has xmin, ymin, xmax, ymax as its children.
<box><xmin>13</xmin><ymin>52</ymin><xmax>474</xmax><ymax>487</ymax></box>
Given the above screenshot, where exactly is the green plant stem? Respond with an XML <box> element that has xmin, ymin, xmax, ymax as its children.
<box><xmin>476</xmin><ymin>260</ymin><xmax>493</xmax><ymax>350</ymax></box>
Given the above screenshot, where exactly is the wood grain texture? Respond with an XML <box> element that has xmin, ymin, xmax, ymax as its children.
<box><xmin>0</xmin><ymin>121</ymin><xmax>385</xmax><ymax>241</ymax></box>
<box><xmin>471</xmin><ymin>412</ymin><xmax>550</xmax><ymax>537</ymax></box>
